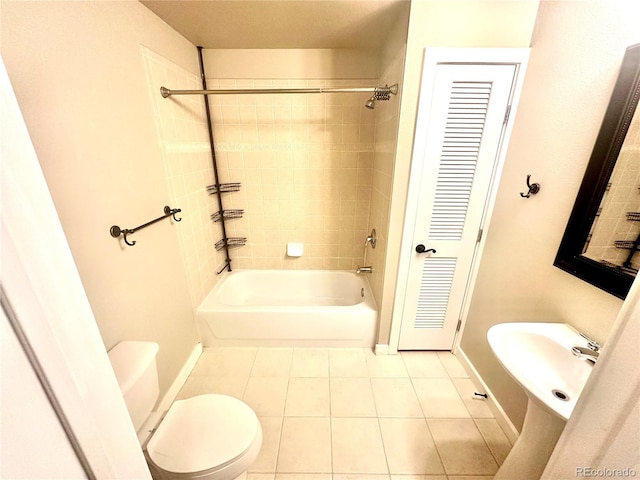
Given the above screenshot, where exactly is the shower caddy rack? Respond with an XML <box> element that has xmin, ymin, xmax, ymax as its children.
<box><xmin>161</xmin><ymin>46</ymin><xmax>399</xmax><ymax>274</ymax></box>
<box><xmin>612</xmin><ymin>210</ymin><xmax>640</xmax><ymax>272</ymax></box>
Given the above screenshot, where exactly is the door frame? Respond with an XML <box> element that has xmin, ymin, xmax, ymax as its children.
<box><xmin>389</xmin><ymin>48</ymin><xmax>530</xmax><ymax>353</ymax></box>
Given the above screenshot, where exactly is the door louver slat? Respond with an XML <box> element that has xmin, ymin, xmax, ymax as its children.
<box><xmin>429</xmin><ymin>81</ymin><xmax>492</xmax><ymax>241</ymax></box>
<box><xmin>415</xmin><ymin>258</ymin><xmax>457</xmax><ymax>329</ymax></box>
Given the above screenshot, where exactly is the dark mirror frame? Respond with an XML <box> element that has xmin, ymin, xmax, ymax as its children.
<box><xmin>554</xmin><ymin>43</ymin><xmax>640</xmax><ymax>299</ymax></box>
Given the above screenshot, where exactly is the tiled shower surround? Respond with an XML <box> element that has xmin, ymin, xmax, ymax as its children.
<box><xmin>143</xmin><ymin>45</ymin><xmax>402</xmax><ymax>313</ymax></box>
<box><xmin>143</xmin><ymin>47</ymin><xmax>226</xmax><ymax>309</ymax></box>
<box><xmin>208</xmin><ymin>78</ymin><xmax>378</xmax><ymax>271</ymax></box>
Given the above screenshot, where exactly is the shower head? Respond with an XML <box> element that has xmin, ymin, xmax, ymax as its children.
<box><xmin>365</xmin><ymin>95</ymin><xmax>376</xmax><ymax>109</ymax></box>
<box><xmin>364</xmin><ymin>83</ymin><xmax>399</xmax><ymax>109</ymax></box>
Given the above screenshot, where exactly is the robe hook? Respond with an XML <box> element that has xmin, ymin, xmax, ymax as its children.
<box><xmin>520</xmin><ymin>174</ymin><xmax>540</xmax><ymax>198</ymax></box>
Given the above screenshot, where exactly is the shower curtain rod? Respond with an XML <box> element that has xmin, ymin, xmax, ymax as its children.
<box><xmin>160</xmin><ymin>84</ymin><xmax>398</xmax><ymax>98</ymax></box>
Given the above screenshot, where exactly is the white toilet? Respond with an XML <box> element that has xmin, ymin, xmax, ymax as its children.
<box><xmin>108</xmin><ymin>341</ymin><xmax>262</xmax><ymax>480</ymax></box>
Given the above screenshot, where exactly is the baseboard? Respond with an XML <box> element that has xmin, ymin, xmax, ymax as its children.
<box><xmin>374</xmin><ymin>343</ymin><xmax>390</xmax><ymax>355</ymax></box>
<box><xmin>457</xmin><ymin>347</ymin><xmax>520</xmax><ymax>444</ymax></box>
<box><xmin>157</xmin><ymin>342</ymin><xmax>203</xmax><ymax>411</ymax></box>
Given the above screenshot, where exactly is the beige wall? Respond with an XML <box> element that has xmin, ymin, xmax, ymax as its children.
<box><xmin>202</xmin><ymin>50</ymin><xmax>379</xmax><ymax>270</ymax></box>
<box><xmin>1</xmin><ymin>1</ymin><xmax>200</xmax><ymax>398</ymax></box>
<box><xmin>460</xmin><ymin>0</ymin><xmax>640</xmax><ymax>430</ymax></box>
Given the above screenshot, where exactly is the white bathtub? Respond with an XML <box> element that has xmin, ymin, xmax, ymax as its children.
<box><xmin>196</xmin><ymin>270</ymin><xmax>378</xmax><ymax>347</ymax></box>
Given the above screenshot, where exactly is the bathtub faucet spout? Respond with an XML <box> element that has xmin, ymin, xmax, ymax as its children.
<box><xmin>356</xmin><ymin>266</ymin><xmax>373</xmax><ymax>274</ymax></box>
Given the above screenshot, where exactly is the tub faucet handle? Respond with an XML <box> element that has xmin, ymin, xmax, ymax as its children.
<box><xmin>579</xmin><ymin>332</ymin><xmax>600</xmax><ymax>351</ymax></box>
<box><xmin>356</xmin><ymin>266</ymin><xmax>372</xmax><ymax>274</ymax></box>
<box><xmin>365</xmin><ymin>229</ymin><xmax>377</xmax><ymax>248</ymax></box>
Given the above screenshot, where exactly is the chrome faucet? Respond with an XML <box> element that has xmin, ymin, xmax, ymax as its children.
<box><xmin>356</xmin><ymin>266</ymin><xmax>372</xmax><ymax>274</ymax></box>
<box><xmin>571</xmin><ymin>346</ymin><xmax>600</xmax><ymax>363</ymax></box>
<box><xmin>572</xmin><ymin>332</ymin><xmax>601</xmax><ymax>363</ymax></box>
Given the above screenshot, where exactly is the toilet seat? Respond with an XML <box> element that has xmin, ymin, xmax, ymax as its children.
<box><xmin>146</xmin><ymin>394</ymin><xmax>261</xmax><ymax>476</ymax></box>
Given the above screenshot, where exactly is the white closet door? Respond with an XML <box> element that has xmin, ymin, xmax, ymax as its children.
<box><xmin>398</xmin><ymin>63</ymin><xmax>516</xmax><ymax>350</ymax></box>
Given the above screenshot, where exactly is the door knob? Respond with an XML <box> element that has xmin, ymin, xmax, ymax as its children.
<box><xmin>415</xmin><ymin>244</ymin><xmax>436</xmax><ymax>254</ymax></box>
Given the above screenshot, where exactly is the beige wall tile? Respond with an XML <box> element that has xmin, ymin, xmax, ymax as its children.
<box><xmin>206</xmin><ymin>70</ymin><xmax>376</xmax><ymax>271</ymax></box>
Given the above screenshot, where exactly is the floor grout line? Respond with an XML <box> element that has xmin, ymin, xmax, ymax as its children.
<box><xmin>190</xmin><ymin>347</ymin><xmax>505</xmax><ymax>478</ymax></box>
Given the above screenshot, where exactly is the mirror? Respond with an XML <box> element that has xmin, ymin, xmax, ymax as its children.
<box><xmin>555</xmin><ymin>43</ymin><xmax>640</xmax><ymax>299</ymax></box>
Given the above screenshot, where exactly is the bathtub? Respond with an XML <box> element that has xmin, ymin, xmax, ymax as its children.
<box><xmin>196</xmin><ymin>270</ymin><xmax>378</xmax><ymax>347</ymax></box>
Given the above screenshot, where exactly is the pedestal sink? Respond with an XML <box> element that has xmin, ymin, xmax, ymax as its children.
<box><xmin>487</xmin><ymin>322</ymin><xmax>595</xmax><ymax>480</ymax></box>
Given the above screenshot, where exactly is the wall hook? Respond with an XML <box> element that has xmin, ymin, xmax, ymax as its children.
<box><xmin>165</xmin><ymin>205</ymin><xmax>182</xmax><ymax>222</ymax></box>
<box><xmin>520</xmin><ymin>174</ymin><xmax>540</xmax><ymax>198</ymax></box>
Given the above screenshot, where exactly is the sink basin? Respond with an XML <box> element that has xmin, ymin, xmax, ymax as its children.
<box><xmin>488</xmin><ymin>322</ymin><xmax>594</xmax><ymax>420</ymax></box>
<box><xmin>487</xmin><ymin>322</ymin><xmax>596</xmax><ymax>479</ymax></box>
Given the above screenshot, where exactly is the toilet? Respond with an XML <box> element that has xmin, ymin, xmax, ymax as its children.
<box><xmin>108</xmin><ymin>341</ymin><xmax>262</xmax><ymax>480</ymax></box>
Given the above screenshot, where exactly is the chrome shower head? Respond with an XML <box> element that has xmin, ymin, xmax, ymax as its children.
<box><xmin>365</xmin><ymin>95</ymin><xmax>376</xmax><ymax>109</ymax></box>
<box><xmin>364</xmin><ymin>84</ymin><xmax>398</xmax><ymax>109</ymax></box>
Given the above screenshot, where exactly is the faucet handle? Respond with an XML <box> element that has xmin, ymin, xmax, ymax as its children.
<box><xmin>580</xmin><ymin>332</ymin><xmax>600</xmax><ymax>351</ymax></box>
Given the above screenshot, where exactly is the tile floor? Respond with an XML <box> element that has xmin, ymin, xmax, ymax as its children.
<box><xmin>175</xmin><ymin>347</ymin><xmax>514</xmax><ymax>480</ymax></box>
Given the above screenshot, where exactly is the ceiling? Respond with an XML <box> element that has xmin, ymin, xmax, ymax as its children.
<box><xmin>140</xmin><ymin>0</ymin><xmax>410</xmax><ymax>49</ymax></box>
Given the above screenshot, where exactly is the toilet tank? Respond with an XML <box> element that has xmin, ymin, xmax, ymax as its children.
<box><xmin>107</xmin><ymin>341</ymin><xmax>160</xmax><ymax>432</ymax></box>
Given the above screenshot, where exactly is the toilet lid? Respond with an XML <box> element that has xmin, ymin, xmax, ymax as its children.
<box><xmin>147</xmin><ymin>394</ymin><xmax>260</xmax><ymax>474</ymax></box>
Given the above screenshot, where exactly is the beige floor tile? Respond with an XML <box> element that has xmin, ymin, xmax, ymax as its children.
<box><xmin>379</xmin><ymin>418</ymin><xmax>445</xmax><ymax>475</ymax></box>
<box><xmin>201</xmin><ymin>376</ymin><xmax>248</xmax><ymax>398</ymax></box>
<box><xmin>389</xmin><ymin>475</ymin><xmax>447</xmax><ymax>480</ymax></box>
<box><xmin>275</xmin><ymin>475</ymin><xmax>331</xmax><ymax>480</ymax></box>
<box><xmin>252</xmin><ymin>348</ymin><xmax>293</xmax><ymax>377</ymax></box>
<box><xmin>249</xmin><ymin>417</ymin><xmax>283</xmax><ymax>473</ymax></box>
<box><xmin>370</xmin><ymin>378</ymin><xmax>423</xmax><ymax>417</ymax></box>
<box><xmin>290</xmin><ymin>348</ymin><xmax>329</xmax><ymax>377</ymax></box>
<box><xmin>452</xmin><ymin>379</ymin><xmax>493</xmax><ymax>419</ymax></box>
<box><xmin>243</xmin><ymin>377</ymin><xmax>289</xmax><ymax>416</ymax></box>
<box><xmin>331</xmin><ymin>418</ymin><xmax>388</xmax><ymax>474</ymax></box>
<box><xmin>364</xmin><ymin>349</ymin><xmax>409</xmax><ymax>377</ymax></box>
<box><xmin>247</xmin><ymin>474</ymin><xmax>275</xmax><ymax>480</ymax></box>
<box><xmin>329</xmin><ymin>348</ymin><xmax>369</xmax><ymax>377</ymax></box>
<box><xmin>400</xmin><ymin>352</ymin><xmax>449</xmax><ymax>378</ymax></box>
<box><xmin>335</xmin><ymin>475</ymin><xmax>391</xmax><ymax>479</ymax></box>
<box><xmin>412</xmin><ymin>378</ymin><xmax>470</xmax><ymax>418</ymax></box>
<box><xmin>277</xmin><ymin>417</ymin><xmax>332</xmax><ymax>473</ymax></box>
<box><xmin>474</xmin><ymin>419</ymin><xmax>512</xmax><ymax>466</ymax></box>
<box><xmin>285</xmin><ymin>377</ymin><xmax>330</xmax><ymax>416</ymax></box>
<box><xmin>428</xmin><ymin>419</ymin><xmax>499</xmax><ymax>476</ymax></box>
<box><xmin>436</xmin><ymin>352</ymin><xmax>469</xmax><ymax>378</ymax></box>
<box><xmin>191</xmin><ymin>347</ymin><xmax>257</xmax><ymax>377</ymax></box>
<box><xmin>176</xmin><ymin>376</ymin><xmax>206</xmax><ymax>400</ymax></box>
<box><xmin>330</xmin><ymin>377</ymin><xmax>377</xmax><ymax>417</ymax></box>
<box><xmin>447</xmin><ymin>477</ymin><xmax>494</xmax><ymax>480</ymax></box>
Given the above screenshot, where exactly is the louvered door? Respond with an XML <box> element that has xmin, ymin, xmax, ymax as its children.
<box><xmin>398</xmin><ymin>64</ymin><xmax>517</xmax><ymax>350</ymax></box>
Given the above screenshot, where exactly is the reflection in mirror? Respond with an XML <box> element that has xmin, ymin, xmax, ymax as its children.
<box><xmin>555</xmin><ymin>43</ymin><xmax>640</xmax><ymax>299</ymax></box>
<box><xmin>582</xmin><ymin>107</ymin><xmax>640</xmax><ymax>274</ymax></box>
